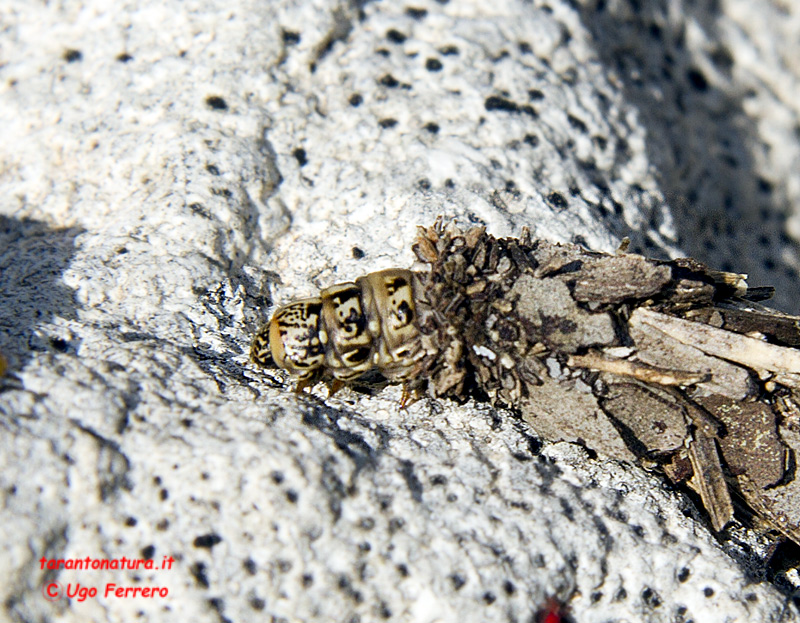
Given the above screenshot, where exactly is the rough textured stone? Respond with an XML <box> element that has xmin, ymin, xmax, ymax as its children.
<box><xmin>1</xmin><ymin>0</ymin><xmax>800</xmax><ymax>622</ymax></box>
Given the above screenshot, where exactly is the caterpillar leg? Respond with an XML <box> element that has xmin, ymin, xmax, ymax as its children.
<box><xmin>400</xmin><ymin>384</ymin><xmax>425</xmax><ymax>409</ymax></box>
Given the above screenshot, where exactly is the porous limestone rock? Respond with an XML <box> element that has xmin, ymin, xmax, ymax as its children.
<box><xmin>1</xmin><ymin>0</ymin><xmax>799</xmax><ymax>622</ymax></box>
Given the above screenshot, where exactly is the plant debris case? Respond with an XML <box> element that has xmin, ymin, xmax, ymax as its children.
<box><xmin>253</xmin><ymin>220</ymin><xmax>800</xmax><ymax>546</ymax></box>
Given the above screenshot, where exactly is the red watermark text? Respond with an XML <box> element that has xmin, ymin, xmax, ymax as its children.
<box><xmin>40</xmin><ymin>556</ymin><xmax>174</xmax><ymax>602</ymax></box>
<box><xmin>40</xmin><ymin>555</ymin><xmax>174</xmax><ymax>571</ymax></box>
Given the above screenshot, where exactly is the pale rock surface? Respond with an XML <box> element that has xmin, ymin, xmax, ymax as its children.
<box><xmin>1</xmin><ymin>0</ymin><xmax>800</xmax><ymax>622</ymax></box>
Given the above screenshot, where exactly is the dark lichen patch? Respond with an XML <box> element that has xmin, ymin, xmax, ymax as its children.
<box><xmin>686</xmin><ymin>67</ymin><xmax>708</xmax><ymax>91</ymax></box>
<box><xmin>482</xmin><ymin>591</ymin><xmax>496</xmax><ymax>604</ymax></box>
<box><xmin>63</xmin><ymin>49</ymin><xmax>82</xmax><ymax>62</ymax></box>
<box><xmin>406</xmin><ymin>7</ymin><xmax>428</xmax><ymax>19</ymax></box>
<box><xmin>439</xmin><ymin>45</ymin><xmax>459</xmax><ymax>55</ymax></box>
<box><xmin>352</xmin><ymin>246</ymin><xmax>365</xmax><ymax>259</ymax></box>
<box><xmin>484</xmin><ymin>96</ymin><xmax>536</xmax><ymax>117</ymax></box>
<box><xmin>244</xmin><ymin>558</ymin><xmax>257</xmax><ymax>575</ymax></box>
<box><xmin>210</xmin><ymin>187</ymin><xmax>233</xmax><ymax>200</ymax></box>
<box><xmin>388</xmin><ymin>517</ymin><xmax>405</xmax><ymax>534</ymax></box>
<box><xmin>386</xmin><ymin>29</ymin><xmax>407</xmax><ymax>43</ymax></box>
<box><xmin>641</xmin><ymin>587</ymin><xmax>662</xmax><ymax>608</ymax></box>
<box><xmin>484</xmin><ymin>96</ymin><xmax>517</xmax><ymax>112</ymax></box>
<box><xmin>528</xmin><ymin>89</ymin><xmax>545</xmax><ymax>100</ymax></box>
<box><xmin>349</xmin><ymin>93</ymin><xmax>363</xmax><ymax>107</ymax></box>
<box><xmin>567</xmin><ymin>114</ymin><xmax>588</xmax><ymax>133</ymax></box>
<box><xmin>191</xmin><ymin>561</ymin><xmax>210</xmax><ymax>588</ymax></box>
<box><xmin>379</xmin><ymin>74</ymin><xmax>400</xmax><ymax>88</ymax></box>
<box><xmin>359</xmin><ymin>516</ymin><xmax>376</xmax><ymax>530</ymax></box>
<box><xmin>286</xmin><ymin>489</ymin><xmax>299</xmax><ymax>503</ymax></box>
<box><xmin>524</xmin><ymin>133</ymin><xmax>539</xmax><ymax>147</ymax></box>
<box><xmin>378</xmin><ymin>118</ymin><xmax>398</xmax><ymax>128</ymax></box>
<box><xmin>282</xmin><ymin>30</ymin><xmax>301</xmax><ymax>44</ymax></box>
<box><xmin>397</xmin><ymin>563</ymin><xmax>409</xmax><ymax>577</ymax></box>
<box><xmin>425</xmin><ymin>58</ymin><xmax>443</xmax><ymax>71</ymax></box>
<box><xmin>399</xmin><ymin>460</ymin><xmax>423</xmax><ymax>501</ymax></box>
<box><xmin>141</xmin><ymin>545</ymin><xmax>155</xmax><ymax>559</ymax></box>
<box><xmin>337</xmin><ymin>574</ymin><xmax>364</xmax><ymax>603</ymax></box>
<box><xmin>606</xmin><ymin>507</ymin><xmax>628</xmax><ymax>523</ymax></box>
<box><xmin>125</xmin><ymin>516</ymin><xmax>137</xmax><ymax>527</ymax></box>
<box><xmin>205</xmin><ymin>96</ymin><xmax>228</xmax><ymax>111</ymax></box>
<box><xmin>116</xmin><ymin>53</ymin><xmax>133</xmax><ymax>63</ymax></box>
<box><xmin>250</xmin><ymin>596</ymin><xmax>266</xmax><ymax>610</ymax></box>
<box><xmin>208</xmin><ymin>597</ymin><xmax>226</xmax><ymax>617</ymax></box>
<box><xmin>450</xmin><ymin>573</ymin><xmax>466</xmax><ymax>590</ymax></box>
<box><xmin>193</xmin><ymin>534</ymin><xmax>223</xmax><ymax>549</ymax></box>
<box><xmin>517</xmin><ymin>435</ymin><xmax>542</xmax><ymax>460</ymax></box>
<box><xmin>189</xmin><ymin>204</ymin><xmax>213</xmax><ymax>221</ymax></box>
<box><xmin>709</xmin><ymin>45</ymin><xmax>734</xmax><ymax>72</ymax></box>
<box><xmin>703</xmin><ymin>587</ymin><xmax>714</xmax><ymax>597</ymax></box>
<box><xmin>302</xmin><ymin>573</ymin><xmax>314</xmax><ymax>587</ymax></box>
<box><xmin>293</xmin><ymin>148</ymin><xmax>308</xmax><ymax>167</ymax></box>
<box><xmin>559</xmin><ymin>499</ymin><xmax>574</xmax><ymax>521</ymax></box>
<box><xmin>423</xmin><ymin>122</ymin><xmax>439</xmax><ymax>134</ymax></box>
<box><xmin>545</xmin><ymin>191</ymin><xmax>568</xmax><ymax>210</ymax></box>
<box><xmin>50</xmin><ymin>337</ymin><xmax>69</xmax><ymax>352</ymax></box>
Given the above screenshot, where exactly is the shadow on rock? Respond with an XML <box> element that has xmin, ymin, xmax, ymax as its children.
<box><xmin>0</xmin><ymin>216</ymin><xmax>83</xmax><ymax>381</ymax></box>
<box><xmin>578</xmin><ymin>0</ymin><xmax>800</xmax><ymax>312</ymax></box>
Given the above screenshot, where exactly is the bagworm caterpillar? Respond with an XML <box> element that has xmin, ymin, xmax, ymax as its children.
<box><xmin>251</xmin><ymin>218</ymin><xmax>800</xmax><ymax>546</ymax></box>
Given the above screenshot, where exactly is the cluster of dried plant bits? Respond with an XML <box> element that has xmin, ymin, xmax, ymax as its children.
<box><xmin>252</xmin><ymin>219</ymin><xmax>800</xmax><ymax>545</ymax></box>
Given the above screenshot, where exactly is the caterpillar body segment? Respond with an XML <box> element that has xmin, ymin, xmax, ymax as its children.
<box><xmin>251</xmin><ymin>269</ymin><xmax>428</xmax><ymax>385</ymax></box>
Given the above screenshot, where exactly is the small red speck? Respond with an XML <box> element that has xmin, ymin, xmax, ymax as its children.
<box><xmin>543</xmin><ymin>610</ymin><xmax>561</xmax><ymax>623</ymax></box>
<box><xmin>537</xmin><ymin>597</ymin><xmax>572</xmax><ymax>623</ymax></box>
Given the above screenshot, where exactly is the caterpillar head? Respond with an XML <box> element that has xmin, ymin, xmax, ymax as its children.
<box><xmin>251</xmin><ymin>298</ymin><xmax>325</xmax><ymax>381</ymax></box>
